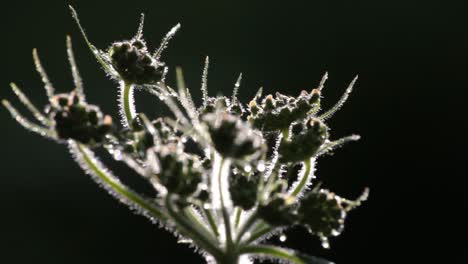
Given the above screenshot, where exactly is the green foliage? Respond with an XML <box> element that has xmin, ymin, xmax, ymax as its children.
<box><xmin>2</xmin><ymin>6</ymin><xmax>368</xmax><ymax>264</ymax></box>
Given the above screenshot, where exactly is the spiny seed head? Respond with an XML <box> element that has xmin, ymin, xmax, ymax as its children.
<box><xmin>258</xmin><ymin>194</ymin><xmax>298</xmax><ymax>226</ymax></box>
<box><xmin>109</xmin><ymin>39</ymin><xmax>164</xmax><ymax>85</ymax></box>
<box><xmin>279</xmin><ymin>118</ymin><xmax>328</xmax><ymax>163</ymax></box>
<box><xmin>298</xmin><ymin>188</ymin><xmax>347</xmax><ymax>238</ymax></box>
<box><xmin>152</xmin><ymin>144</ymin><xmax>202</xmax><ymax>198</ymax></box>
<box><xmin>229</xmin><ymin>173</ymin><xmax>259</xmax><ymax>210</ymax></box>
<box><xmin>248</xmin><ymin>90</ymin><xmax>321</xmax><ymax>132</ymax></box>
<box><xmin>50</xmin><ymin>92</ymin><xmax>113</xmax><ymax>146</ymax></box>
<box><xmin>203</xmin><ymin>113</ymin><xmax>265</xmax><ymax>159</ymax></box>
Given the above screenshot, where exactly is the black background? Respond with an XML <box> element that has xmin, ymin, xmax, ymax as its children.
<box><xmin>1</xmin><ymin>1</ymin><xmax>466</xmax><ymax>263</ymax></box>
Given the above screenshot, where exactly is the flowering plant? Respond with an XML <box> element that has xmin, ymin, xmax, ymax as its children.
<box><xmin>3</xmin><ymin>6</ymin><xmax>368</xmax><ymax>264</ymax></box>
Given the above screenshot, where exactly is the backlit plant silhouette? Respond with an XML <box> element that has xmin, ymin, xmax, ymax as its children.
<box><xmin>3</xmin><ymin>6</ymin><xmax>368</xmax><ymax>264</ymax></box>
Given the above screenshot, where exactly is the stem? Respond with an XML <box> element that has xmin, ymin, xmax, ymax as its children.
<box><xmin>120</xmin><ymin>81</ymin><xmax>135</xmax><ymax>128</ymax></box>
<box><xmin>165</xmin><ymin>195</ymin><xmax>223</xmax><ymax>259</ymax></box>
<box><xmin>242</xmin><ymin>224</ymin><xmax>272</xmax><ymax>245</ymax></box>
<box><xmin>204</xmin><ymin>208</ymin><xmax>220</xmax><ymax>238</ymax></box>
<box><xmin>234</xmin><ymin>207</ymin><xmax>242</xmax><ymax>229</ymax></box>
<box><xmin>184</xmin><ymin>207</ymin><xmax>220</xmax><ymax>245</ymax></box>
<box><xmin>218</xmin><ymin>157</ymin><xmax>234</xmax><ymax>248</ymax></box>
<box><xmin>290</xmin><ymin>158</ymin><xmax>313</xmax><ymax>197</ymax></box>
<box><xmin>234</xmin><ymin>211</ymin><xmax>259</xmax><ymax>245</ymax></box>
<box><xmin>74</xmin><ymin>143</ymin><xmax>166</xmax><ymax>220</ymax></box>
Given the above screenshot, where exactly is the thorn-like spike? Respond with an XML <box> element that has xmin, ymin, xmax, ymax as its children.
<box><xmin>155</xmin><ymin>83</ymin><xmax>189</xmax><ymax>126</ymax></box>
<box><xmin>69</xmin><ymin>5</ymin><xmax>116</xmax><ymax>76</ymax></box>
<box><xmin>316</xmin><ymin>134</ymin><xmax>360</xmax><ymax>156</ymax></box>
<box><xmin>232</xmin><ymin>73</ymin><xmax>243</xmax><ymax>102</ymax></box>
<box><xmin>319</xmin><ymin>75</ymin><xmax>358</xmax><ymax>121</ymax></box>
<box><xmin>343</xmin><ymin>187</ymin><xmax>370</xmax><ymax>211</ymax></box>
<box><xmin>176</xmin><ymin>67</ymin><xmax>186</xmax><ymax>95</ymax></box>
<box><xmin>66</xmin><ymin>35</ymin><xmax>86</xmax><ymax>102</ymax></box>
<box><xmin>9</xmin><ymin>83</ymin><xmax>50</xmax><ymax>126</ymax></box>
<box><xmin>201</xmin><ymin>56</ymin><xmax>209</xmax><ymax>106</ymax></box>
<box><xmin>139</xmin><ymin>113</ymin><xmax>161</xmax><ymax>145</ymax></box>
<box><xmin>318</xmin><ymin>72</ymin><xmax>328</xmax><ymax>92</ymax></box>
<box><xmin>254</xmin><ymin>87</ymin><xmax>263</xmax><ymax>101</ymax></box>
<box><xmin>154</xmin><ymin>23</ymin><xmax>181</xmax><ymax>60</ymax></box>
<box><xmin>69</xmin><ymin>6</ymin><xmax>93</xmax><ymax>51</ymax></box>
<box><xmin>175</xmin><ymin>68</ymin><xmax>198</xmax><ymax>122</ymax></box>
<box><xmin>135</xmin><ymin>13</ymin><xmax>145</xmax><ymax>39</ymax></box>
<box><xmin>32</xmin><ymin>48</ymin><xmax>55</xmax><ymax>101</ymax></box>
<box><xmin>2</xmin><ymin>99</ymin><xmax>55</xmax><ymax>138</ymax></box>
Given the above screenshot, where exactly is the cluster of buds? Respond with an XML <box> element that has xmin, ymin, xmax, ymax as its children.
<box><xmin>109</xmin><ymin>38</ymin><xmax>165</xmax><ymax>85</ymax></box>
<box><xmin>3</xmin><ymin>7</ymin><xmax>368</xmax><ymax>264</ymax></box>
<box><xmin>203</xmin><ymin>113</ymin><xmax>265</xmax><ymax>159</ymax></box>
<box><xmin>49</xmin><ymin>92</ymin><xmax>113</xmax><ymax>146</ymax></box>
<box><xmin>149</xmin><ymin>144</ymin><xmax>203</xmax><ymax>199</ymax></box>
<box><xmin>248</xmin><ymin>89</ymin><xmax>320</xmax><ymax>132</ymax></box>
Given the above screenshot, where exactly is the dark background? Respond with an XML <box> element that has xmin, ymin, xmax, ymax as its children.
<box><xmin>1</xmin><ymin>0</ymin><xmax>466</xmax><ymax>263</ymax></box>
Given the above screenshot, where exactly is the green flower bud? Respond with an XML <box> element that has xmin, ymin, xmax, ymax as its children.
<box><xmin>248</xmin><ymin>89</ymin><xmax>321</xmax><ymax>132</ymax></box>
<box><xmin>204</xmin><ymin>113</ymin><xmax>265</xmax><ymax>159</ymax></box>
<box><xmin>258</xmin><ymin>194</ymin><xmax>298</xmax><ymax>226</ymax></box>
<box><xmin>278</xmin><ymin>118</ymin><xmax>328</xmax><ymax>162</ymax></box>
<box><xmin>51</xmin><ymin>93</ymin><xmax>113</xmax><ymax>146</ymax></box>
<box><xmin>298</xmin><ymin>188</ymin><xmax>346</xmax><ymax>238</ymax></box>
<box><xmin>157</xmin><ymin>145</ymin><xmax>202</xmax><ymax>197</ymax></box>
<box><xmin>109</xmin><ymin>39</ymin><xmax>164</xmax><ymax>85</ymax></box>
<box><xmin>229</xmin><ymin>173</ymin><xmax>259</xmax><ymax>210</ymax></box>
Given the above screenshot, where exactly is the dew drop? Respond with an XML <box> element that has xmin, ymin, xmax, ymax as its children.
<box><xmin>320</xmin><ymin>236</ymin><xmax>330</xmax><ymax>249</ymax></box>
<box><xmin>244</xmin><ymin>165</ymin><xmax>252</xmax><ymax>173</ymax></box>
<box><xmin>257</xmin><ymin>161</ymin><xmax>266</xmax><ymax>172</ymax></box>
<box><xmin>279</xmin><ymin>234</ymin><xmax>287</xmax><ymax>242</ymax></box>
<box><xmin>112</xmin><ymin>149</ymin><xmax>123</xmax><ymax>161</ymax></box>
<box><xmin>178</xmin><ymin>238</ymin><xmax>193</xmax><ymax>244</ymax></box>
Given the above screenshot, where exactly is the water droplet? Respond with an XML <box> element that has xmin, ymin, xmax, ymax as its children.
<box><xmin>177</xmin><ymin>238</ymin><xmax>193</xmax><ymax>244</ymax></box>
<box><xmin>257</xmin><ymin>161</ymin><xmax>266</xmax><ymax>172</ymax></box>
<box><xmin>279</xmin><ymin>234</ymin><xmax>287</xmax><ymax>242</ymax></box>
<box><xmin>244</xmin><ymin>165</ymin><xmax>252</xmax><ymax>173</ymax></box>
<box><xmin>112</xmin><ymin>149</ymin><xmax>122</xmax><ymax>161</ymax></box>
<box><xmin>320</xmin><ymin>236</ymin><xmax>330</xmax><ymax>249</ymax></box>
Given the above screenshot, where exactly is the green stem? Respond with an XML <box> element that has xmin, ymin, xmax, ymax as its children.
<box><xmin>234</xmin><ymin>211</ymin><xmax>259</xmax><ymax>245</ymax></box>
<box><xmin>242</xmin><ymin>224</ymin><xmax>273</xmax><ymax>245</ymax></box>
<box><xmin>76</xmin><ymin>143</ymin><xmax>166</xmax><ymax>220</ymax></box>
<box><xmin>234</xmin><ymin>207</ymin><xmax>242</xmax><ymax>229</ymax></box>
<box><xmin>121</xmin><ymin>81</ymin><xmax>135</xmax><ymax>128</ymax></box>
<box><xmin>290</xmin><ymin>158</ymin><xmax>313</xmax><ymax>197</ymax></box>
<box><xmin>203</xmin><ymin>208</ymin><xmax>220</xmax><ymax>238</ymax></box>
<box><xmin>183</xmin><ymin>207</ymin><xmax>219</xmax><ymax>244</ymax></box>
<box><xmin>165</xmin><ymin>195</ymin><xmax>223</xmax><ymax>259</ymax></box>
<box><xmin>218</xmin><ymin>158</ymin><xmax>234</xmax><ymax>249</ymax></box>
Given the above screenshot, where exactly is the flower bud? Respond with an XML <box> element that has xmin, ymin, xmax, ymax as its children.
<box><xmin>258</xmin><ymin>194</ymin><xmax>297</xmax><ymax>226</ymax></box>
<box><xmin>109</xmin><ymin>39</ymin><xmax>164</xmax><ymax>85</ymax></box>
<box><xmin>229</xmin><ymin>173</ymin><xmax>258</xmax><ymax>210</ymax></box>
<box><xmin>156</xmin><ymin>145</ymin><xmax>202</xmax><ymax>197</ymax></box>
<box><xmin>298</xmin><ymin>188</ymin><xmax>346</xmax><ymax>238</ymax></box>
<box><xmin>204</xmin><ymin>113</ymin><xmax>265</xmax><ymax>159</ymax></box>
<box><xmin>51</xmin><ymin>93</ymin><xmax>113</xmax><ymax>146</ymax></box>
<box><xmin>278</xmin><ymin>118</ymin><xmax>328</xmax><ymax>162</ymax></box>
